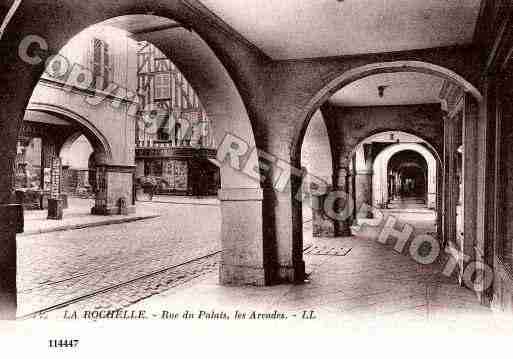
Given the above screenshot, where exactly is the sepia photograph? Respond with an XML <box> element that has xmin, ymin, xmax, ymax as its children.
<box><xmin>0</xmin><ymin>0</ymin><xmax>512</xmax><ymax>356</ymax></box>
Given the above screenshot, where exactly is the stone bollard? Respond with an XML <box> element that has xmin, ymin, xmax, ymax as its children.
<box><xmin>47</xmin><ymin>197</ymin><xmax>64</xmax><ymax>220</ymax></box>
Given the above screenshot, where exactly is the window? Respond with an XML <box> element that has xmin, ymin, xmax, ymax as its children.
<box><xmin>154</xmin><ymin>73</ymin><xmax>171</xmax><ymax>100</ymax></box>
<box><xmin>92</xmin><ymin>38</ymin><xmax>110</xmax><ymax>90</ymax></box>
<box><xmin>154</xmin><ymin>58</ymin><xmax>170</xmax><ymax>72</ymax></box>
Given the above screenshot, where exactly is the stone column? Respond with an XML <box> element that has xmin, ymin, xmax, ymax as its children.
<box><xmin>0</xmin><ymin>204</ymin><xmax>22</xmax><ymax>319</ymax></box>
<box><xmin>265</xmin><ymin>181</ymin><xmax>306</xmax><ymax>284</ymax></box>
<box><xmin>347</xmin><ymin>168</ymin><xmax>356</xmax><ymax>223</ymax></box>
<box><xmin>289</xmin><ymin>171</ymin><xmax>306</xmax><ymax>282</ymax></box>
<box><xmin>0</xmin><ymin>137</ymin><xmax>23</xmax><ymax>319</ymax></box>
<box><xmin>462</xmin><ymin>93</ymin><xmax>479</xmax><ymax>261</ymax></box>
<box><xmin>331</xmin><ymin>167</ymin><xmax>353</xmax><ymax>237</ymax></box>
<box><xmin>355</xmin><ymin>170</ymin><xmax>373</xmax><ymax>218</ymax></box>
<box><xmin>443</xmin><ymin>114</ymin><xmax>458</xmax><ymax>249</ymax></box>
<box><xmin>476</xmin><ymin>77</ymin><xmax>497</xmax><ymax>305</ymax></box>
<box><xmin>91</xmin><ymin>164</ymin><xmax>136</xmax><ymax>215</ymax></box>
<box><xmin>436</xmin><ymin>161</ymin><xmax>444</xmax><ymax>243</ymax></box>
<box><xmin>219</xmin><ymin>188</ymin><xmax>272</xmax><ymax>286</ymax></box>
<box><xmin>311</xmin><ymin>184</ymin><xmax>336</xmax><ymax>237</ymax></box>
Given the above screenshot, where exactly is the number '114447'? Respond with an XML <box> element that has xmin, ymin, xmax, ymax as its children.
<box><xmin>49</xmin><ymin>339</ymin><xmax>79</xmax><ymax>348</ymax></box>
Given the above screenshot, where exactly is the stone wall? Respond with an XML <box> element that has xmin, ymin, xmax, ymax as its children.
<box><xmin>321</xmin><ymin>103</ymin><xmax>444</xmax><ymax>161</ymax></box>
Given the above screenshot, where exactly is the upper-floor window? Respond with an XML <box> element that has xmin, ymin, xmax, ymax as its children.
<box><xmin>154</xmin><ymin>58</ymin><xmax>170</xmax><ymax>72</ymax></box>
<box><xmin>154</xmin><ymin>73</ymin><xmax>171</xmax><ymax>100</ymax></box>
<box><xmin>92</xmin><ymin>38</ymin><xmax>110</xmax><ymax>90</ymax></box>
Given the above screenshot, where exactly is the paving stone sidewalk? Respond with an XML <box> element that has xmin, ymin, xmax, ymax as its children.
<box><xmin>20</xmin><ymin>197</ymin><xmax>159</xmax><ymax>236</ymax></box>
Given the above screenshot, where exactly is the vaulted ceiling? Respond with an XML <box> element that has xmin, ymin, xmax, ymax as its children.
<box><xmin>199</xmin><ymin>0</ymin><xmax>482</xmax><ymax>60</ymax></box>
<box><xmin>102</xmin><ymin>2</ymin><xmax>478</xmax><ymax>108</ymax></box>
<box><xmin>102</xmin><ymin>15</ymin><xmax>180</xmax><ymax>34</ymax></box>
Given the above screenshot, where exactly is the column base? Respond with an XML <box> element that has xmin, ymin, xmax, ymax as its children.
<box><xmin>313</xmin><ymin>219</ymin><xmax>352</xmax><ymax>237</ymax></box>
<box><xmin>274</xmin><ymin>260</ymin><xmax>306</xmax><ymax>283</ymax></box>
<box><xmin>218</xmin><ymin>188</ymin><xmax>270</xmax><ymax>286</ymax></box>
<box><xmin>219</xmin><ymin>264</ymin><xmax>270</xmax><ymax>286</ymax></box>
<box><xmin>91</xmin><ymin>205</ymin><xmax>136</xmax><ymax>215</ymax></box>
<box><xmin>311</xmin><ymin>192</ymin><xmax>352</xmax><ymax>238</ymax></box>
<box><xmin>0</xmin><ymin>292</ymin><xmax>17</xmax><ymax>320</ymax></box>
<box><xmin>93</xmin><ymin>164</ymin><xmax>135</xmax><ymax>216</ymax></box>
<box><xmin>0</xmin><ymin>204</ymin><xmax>20</xmax><ymax>319</ymax></box>
<box><xmin>334</xmin><ymin>225</ymin><xmax>352</xmax><ymax>237</ymax></box>
<box><xmin>312</xmin><ymin>212</ymin><xmax>336</xmax><ymax>237</ymax></box>
<box><xmin>356</xmin><ymin>205</ymin><xmax>374</xmax><ymax>219</ymax></box>
<box><xmin>47</xmin><ymin>198</ymin><xmax>64</xmax><ymax>220</ymax></box>
<box><xmin>427</xmin><ymin>193</ymin><xmax>436</xmax><ymax>209</ymax></box>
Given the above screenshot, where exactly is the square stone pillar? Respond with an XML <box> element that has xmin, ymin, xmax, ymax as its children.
<box><xmin>462</xmin><ymin>94</ymin><xmax>479</xmax><ymax>261</ymax></box>
<box><xmin>355</xmin><ymin>171</ymin><xmax>373</xmax><ymax>219</ymax></box>
<box><xmin>311</xmin><ymin>184</ymin><xmax>335</xmax><ymax>236</ymax></box>
<box><xmin>436</xmin><ymin>161</ymin><xmax>444</xmax><ymax>243</ymax></box>
<box><xmin>332</xmin><ymin>167</ymin><xmax>353</xmax><ymax>237</ymax></box>
<box><xmin>0</xmin><ymin>204</ymin><xmax>23</xmax><ymax>319</ymax></box>
<box><xmin>219</xmin><ymin>188</ymin><xmax>271</xmax><ymax>286</ymax></box>
<box><xmin>268</xmin><ymin>185</ymin><xmax>306</xmax><ymax>284</ymax></box>
<box><xmin>443</xmin><ymin>115</ymin><xmax>457</xmax><ymax>249</ymax></box>
<box><xmin>310</xmin><ymin>167</ymin><xmax>353</xmax><ymax>237</ymax></box>
<box><xmin>91</xmin><ymin>165</ymin><xmax>136</xmax><ymax>215</ymax></box>
<box><xmin>444</xmin><ymin>112</ymin><xmax>466</xmax><ymax>283</ymax></box>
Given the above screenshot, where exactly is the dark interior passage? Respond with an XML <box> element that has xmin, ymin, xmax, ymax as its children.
<box><xmin>387</xmin><ymin>150</ymin><xmax>428</xmax><ymax>209</ymax></box>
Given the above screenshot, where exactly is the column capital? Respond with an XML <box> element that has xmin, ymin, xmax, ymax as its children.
<box><xmin>355</xmin><ymin>170</ymin><xmax>373</xmax><ymax>175</ymax></box>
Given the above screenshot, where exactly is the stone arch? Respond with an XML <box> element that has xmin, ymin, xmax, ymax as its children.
<box><xmin>0</xmin><ymin>3</ymin><xmax>262</xmax><ymax>198</ymax></box>
<box><xmin>342</xmin><ymin>130</ymin><xmax>442</xmax><ymax>222</ymax></box>
<box><xmin>0</xmin><ymin>5</ymin><xmax>265</xmax><ymax>295</ymax></box>
<box><xmin>373</xmin><ymin>143</ymin><xmax>438</xmax><ymax>209</ymax></box>
<box><xmin>27</xmin><ymin>103</ymin><xmax>113</xmax><ymax>164</ymax></box>
<box><xmin>137</xmin><ymin>23</ymin><xmax>260</xmax><ymax>188</ymax></box>
<box><xmin>348</xmin><ymin>130</ymin><xmax>441</xmax><ymax>166</ymax></box>
<box><xmin>290</xmin><ymin>63</ymin><xmax>466</xmax><ymax>275</ymax></box>
<box><xmin>291</xmin><ymin>61</ymin><xmax>483</xmax><ymax>165</ymax></box>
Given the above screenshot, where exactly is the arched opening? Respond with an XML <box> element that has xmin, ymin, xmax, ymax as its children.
<box><xmin>339</xmin><ymin>131</ymin><xmax>442</xmax><ymax>222</ymax></box>
<box><xmin>292</xmin><ymin>61</ymin><xmax>481</xmax><ymax>293</ymax></box>
<box><xmin>59</xmin><ymin>134</ymin><xmax>95</xmax><ymax>204</ymax></box>
<box><xmin>388</xmin><ymin>155</ymin><xmax>427</xmax><ymax>204</ymax></box>
<box><xmin>16</xmin><ymin>105</ymin><xmax>112</xmax><ymax>215</ymax></box>
<box><xmin>292</xmin><ymin>61</ymin><xmax>482</xmax><ymax>169</ymax></box>
<box><xmin>373</xmin><ymin>143</ymin><xmax>438</xmax><ymax>210</ymax></box>
<box><xmin>1</xmin><ymin>6</ymin><xmax>264</xmax><ymax>317</ymax></box>
<box><xmin>300</xmin><ymin>109</ymin><xmax>333</xmax><ymax>242</ymax></box>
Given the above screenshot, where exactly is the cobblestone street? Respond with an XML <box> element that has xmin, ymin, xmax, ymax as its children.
<box><xmin>17</xmin><ymin>199</ymin><xmax>222</xmax><ymax>317</ymax></box>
